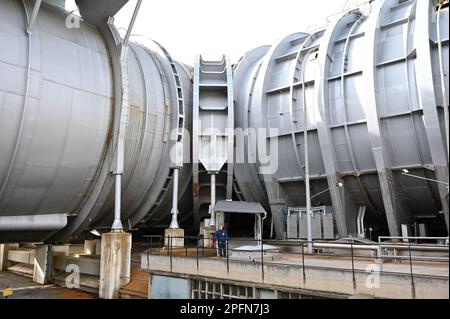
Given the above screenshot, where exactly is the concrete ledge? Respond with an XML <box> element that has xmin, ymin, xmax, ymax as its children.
<box><xmin>8</xmin><ymin>264</ymin><xmax>34</xmax><ymax>277</ymax></box>
<box><xmin>141</xmin><ymin>254</ymin><xmax>449</xmax><ymax>299</ymax></box>
<box><xmin>53</xmin><ymin>273</ymin><xmax>100</xmax><ymax>295</ymax></box>
<box><xmin>8</xmin><ymin>250</ymin><xmax>35</xmax><ymax>265</ymax></box>
<box><xmin>54</xmin><ymin>255</ymin><xmax>100</xmax><ymax>277</ymax></box>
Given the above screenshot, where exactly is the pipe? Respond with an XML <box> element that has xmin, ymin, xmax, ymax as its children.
<box><xmin>312</xmin><ymin>242</ymin><xmax>448</xmax><ymax>252</ymax></box>
<box><xmin>356</xmin><ymin>207</ymin><xmax>362</xmax><ymax>235</ymax></box>
<box><xmin>111</xmin><ymin>173</ymin><xmax>123</xmax><ymax>231</ymax></box>
<box><xmin>210</xmin><ymin>173</ymin><xmax>216</xmax><ymax>227</ymax></box>
<box><xmin>402</xmin><ymin>172</ymin><xmax>449</xmax><ymax>186</ymax></box>
<box><xmin>111</xmin><ymin>29</ymin><xmax>130</xmax><ymax>232</ymax></box>
<box><xmin>379</xmin><ymin>244</ymin><xmax>449</xmax><ymax>252</ymax></box>
<box><xmin>312</xmin><ymin>242</ymin><xmax>378</xmax><ymax>251</ymax></box>
<box><xmin>27</xmin><ymin>0</ymin><xmax>42</xmax><ymax>34</ymax></box>
<box><xmin>304</xmin><ymin>49</ymin><xmax>313</xmax><ymax>254</ymax></box>
<box><xmin>123</xmin><ymin>0</ymin><xmax>142</xmax><ymax>47</ymax></box>
<box><xmin>0</xmin><ymin>213</ymin><xmax>67</xmax><ymax>231</ymax></box>
<box><xmin>169</xmin><ymin>168</ymin><xmax>180</xmax><ymax>229</ymax></box>
<box><xmin>360</xmin><ymin>206</ymin><xmax>366</xmax><ymax>237</ymax></box>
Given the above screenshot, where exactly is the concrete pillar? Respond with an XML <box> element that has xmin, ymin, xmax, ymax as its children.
<box><xmin>99</xmin><ymin>232</ymin><xmax>131</xmax><ymax>299</ymax></box>
<box><xmin>0</xmin><ymin>244</ymin><xmax>19</xmax><ymax>271</ymax></box>
<box><xmin>33</xmin><ymin>244</ymin><xmax>53</xmax><ymax>284</ymax></box>
<box><xmin>164</xmin><ymin>228</ymin><xmax>185</xmax><ymax>248</ymax></box>
<box><xmin>94</xmin><ymin>239</ymin><xmax>101</xmax><ymax>255</ymax></box>
<box><xmin>84</xmin><ymin>240</ymin><xmax>96</xmax><ymax>255</ymax></box>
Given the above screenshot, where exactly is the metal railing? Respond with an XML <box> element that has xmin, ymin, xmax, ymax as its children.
<box><xmin>141</xmin><ymin>234</ymin><xmax>449</xmax><ymax>298</ymax></box>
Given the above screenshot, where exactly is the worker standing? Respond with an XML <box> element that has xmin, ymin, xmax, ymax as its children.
<box><xmin>214</xmin><ymin>224</ymin><xmax>228</xmax><ymax>257</ymax></box>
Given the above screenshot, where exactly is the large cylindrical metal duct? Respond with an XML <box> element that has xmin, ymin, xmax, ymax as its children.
<box><xmin>0</xmin><ymin>0</ymin><xmax>192</xmax><ymax>242</ymax></box>
<box><xmin>233</xmin><ymin>0</ymin><xmax>449</xmax><ymax>239</ymax></box>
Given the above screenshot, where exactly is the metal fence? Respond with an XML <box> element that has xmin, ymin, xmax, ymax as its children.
<box><xmin>141</xmin><ymin>234</ymin><xmax>449</xmax><ymax>298</ymax></box>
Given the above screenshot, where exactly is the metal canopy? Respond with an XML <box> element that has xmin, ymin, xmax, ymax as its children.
<box><xmin>213</xmin><ymin>201</ymin><xmax>267</xmax><ymax>215</ymax></box>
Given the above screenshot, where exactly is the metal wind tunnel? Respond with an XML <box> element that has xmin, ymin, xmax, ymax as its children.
<box><xmin>0</xmin><ymin>0</ymin><xmax>192</xmax><ymax>242</ymax></box>
<box><xmin>233</xmin><ymin>0</ymin><xmax>449</xmax><ymax>239</ymax></box>
<box><xmin>0</xmin><ymin>0</ymin><xmax>448</xmax><ymax>244</ymax></box>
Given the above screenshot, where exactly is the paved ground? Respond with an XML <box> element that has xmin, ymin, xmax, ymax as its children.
<box><xmin>0</xmin><ymin>272</ymin><xmax>97</xmax><ymax>299</ymax></box>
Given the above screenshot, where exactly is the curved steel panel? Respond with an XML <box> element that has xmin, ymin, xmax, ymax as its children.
<box><xmin>0</xmin><ymin>0</ymin><xmax>193</xmax><ymax>242</ymax></box>
<box><xmin>234</xmin><ymin>0</ymin><xmax>449</xmax><ymax>238</ymax></box>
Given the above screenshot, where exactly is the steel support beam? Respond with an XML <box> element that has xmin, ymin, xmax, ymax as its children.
<box><xmin>314</xmin><ymin>12</ymin><xmax>362</xmax><ymax>238</ymax></box>
<box><xmin>362</xmin><ymin>0</ymin><xmax>411</xmax><ymax>236</ymax></box>
<box><xmin>415</xmin><ymin>0</ymin><xmax>449</xmax><ymax>231</ymax></box>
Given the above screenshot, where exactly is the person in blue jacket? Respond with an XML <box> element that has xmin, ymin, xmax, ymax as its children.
<box><xmin>214</xmin><ymin>224</ymin><xmax>228</xmax><ymax>257</ymax></box>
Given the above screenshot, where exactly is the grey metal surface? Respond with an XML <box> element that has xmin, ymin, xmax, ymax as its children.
<box><xmin>0</xmin><ymin>213</ymin><xmax>67</xmax><ymax>231</ymax></box>
<box><xmin>0</xmin><ymin>0</ymin><xmax>448</xmax><ymax>243</ymax></box>
<box><xmin>233</xmin><ymin>0</ymin><xmax>449</xmax><ymax>239</ymax></box>
<box><xmin>0</xmin><ymin>0</ymin><xmax>192</xmax><ymax>242</ymax></box>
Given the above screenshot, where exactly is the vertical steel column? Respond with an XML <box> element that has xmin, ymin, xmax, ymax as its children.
<box><xmin>111</xmin><ymin>0</ymin><xmax>142</xmax><ymax>232</ymax></box>
<box><xmin>362</xmin><ymin>0</ymin><xmax>410</xmax><ymax>236</ymax></box>
<box><xmin>313</xmin><ymin>12</ymin><xmax>362</xmax><ymax>238</ymax></box>
<box><xmin>408</xmin><ymin>244</ymin><xmax>416</xmax><ymax>298</ymax></box>
<box><xmin>169</xmin><ymin>168</ymin><xmax>180</xmax><ymax>229</ymax></box>
<box><xmin>210</xmin><ymin>173</ymin><xmax>216</xmax><ymax>227</ymax></box>
<box><xmin>303</xmin><ymin>47</ymin><xmax>312</xmax><ymax>253</ymax></box>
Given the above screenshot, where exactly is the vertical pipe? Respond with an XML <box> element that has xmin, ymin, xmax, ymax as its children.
<box><xmin>351</xmin><ymin>243</ymin><xmax>356</xmax><ymax>289</ymax></box>
<box><xmin>226</xmin><ymin>238</ymin><xmax>229</xmax><ymax>274</ymax></box>
<box><xmin>196</xmin><ymin>236</ymin><xmax>199</xmax><ymax>271</ymax></box>
<box><xmin>111</xmin><ymin>173</ymin><xmax>123</xmax><ymax>231</ymax></box>
<box><xmin>303</xmin><ymin>49</ymin><xmax>312</xmax><ymax>253</ymax></box>
<box><xmin>409</xmin><ymin>244</ymin><xmax>416</xmax><ymax>298</ymax></box>
<box><xmin>210</xmin><ymin>173</ymin><xmax>216</xmax><ymax>227</ymax></box>
<box><xmin>301</xmin><ymin>242</ymin><xmax>306</xmax><ymax>281</ymax></box>
<box><xmin>146</xmin><ymin>244</ymin><xmax>149</xmax><ymax>269</ymax></box>
<box><xmin>169</xmin><ymin>235</ymin><xmax>173</xmax><ymax>272</ymax></box>
<box><xmin>169</xmin><ymin>168</ymin><xmax>180</xmax><ymax>229</ymax></box>
<box><xmin>305</xmin><ymin>112</ymin><xmax>312</xmax><ymax>253</ymax></box>
<box><xmin>260</xmin><ymin>238</ymin><xmax>264</xmax><ymax>282</ymax></box>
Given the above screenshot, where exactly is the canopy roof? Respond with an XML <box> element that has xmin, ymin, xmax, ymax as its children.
<box><xmin>213</xmin><ymin>201</ymin><xmax>267</xmax><ymax>215</ymax></box>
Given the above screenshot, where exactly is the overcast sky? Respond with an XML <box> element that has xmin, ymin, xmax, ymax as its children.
<box><xmin>111</xmin><ymin>0</ymin><xmax>353</xmax><ymax>65</ymax></box>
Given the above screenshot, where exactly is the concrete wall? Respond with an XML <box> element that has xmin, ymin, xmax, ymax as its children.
<box><xmin>54</xmin><ymin>255</ymin><xmax>100</xmax><ymax>276</ymax></box>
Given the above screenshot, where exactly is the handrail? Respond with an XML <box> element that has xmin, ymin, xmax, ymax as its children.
<box><xmin>141</xmin><ymin>234</ymin><xmax>449</xmax><ymax>298</ymax></box>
